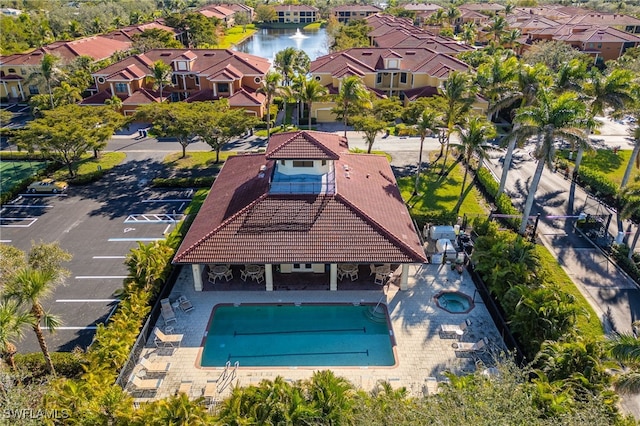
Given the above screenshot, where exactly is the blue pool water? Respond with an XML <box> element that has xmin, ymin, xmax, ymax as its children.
<box><xmin>200</xmin><ymin>304</ymin><xmax>396</xmax><ymax>367</ymax></box>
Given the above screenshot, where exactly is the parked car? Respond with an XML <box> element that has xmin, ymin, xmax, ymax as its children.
<box><xmin>27</xmin><ymin>178</ymin><xmax>68</xmax><ymax>193</ymax></box>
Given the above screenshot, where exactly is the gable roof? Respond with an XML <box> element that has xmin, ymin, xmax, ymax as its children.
<box><xmin>266</xmin><ymin>131</ymin><xmax>348</xmax><ymax>160</ymax></box>
<box><xmin>173</xmin><ymin>131</ymin><xmax>426</xmax><ymax>265</ymax></box>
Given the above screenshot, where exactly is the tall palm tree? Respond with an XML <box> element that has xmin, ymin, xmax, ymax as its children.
<box><xmin>34</xmin><ymin>53</ymin><xmax>61</xmax><ymax>109</ymax></box>
<box><xmin>414</xmin><ymin>107</ymin><xmax>440</xmax><ymax>194</ymax></box>
<box><xmin>0</xmin><ymin>299</ymin><xmax>33</xmax><ymax>370</ymax></box>
<box><xmin>620</xmin><ymin>183</ymin><xmax>640</xmax><ymax>259</ymax></box>
<box><xmin>622</xmin><ymin>121</ymin><xmax>640</xmax><ymax>189</ymax></box>
<box><xmin>486</xmin><ymin>15</ymin><xmax>508</xmax><ymax>42</ymax></box>
<box><xmin>477</xmin><ymin>54</ymin><xmax>518</xmax><ymax>120</ymax></box>
<box><xmin>278</xmin><ymin>84</ymin><xmax>295</xmax><ymax>130</ymax></box>
<box><xmin>574</xmin><ymin>68</ymin><xmax>634</xmax><ymax>176</ymax></box>
<box><xmin>305</xmin><ymin>370</ymin><xmax>355</xmax><ymax>425</ymax></box>
<box><xmin>298</xmin><ymin>77</ymin><xmax>328</xmax><ymax>128</ymax></box>
<box><xmin>496</xmin><ymin>63</ymin><xmax>553</xmax><ymax>198</ymax></box>
<box><xmin>6</xmin><ymin>267</ymin><xmax>60</xmax><ymax>374</ymax></box>
<box><xmin>274</xmin><ymin>47</ymin><xmax>310</xmax><ymax>87</ymax></box>
<box><xmin>453</xmin><ymin>115</ymin><xmax>496</xmax><ymax>205</ymax></box>
<box><xmin>146</xmin><ymin>60</ymin><xmax>172</xmax><ymax>102</ymax></box>
<box><xmin>104</xmin><ymin>95</ymin><xmax>123</xmax><ymax>112</ymax></box>
<box><xmin>511</xmin><ymin>91</ymin><xmax>587</xmax><ymax>235</ymax></box>
<box><xmin>607</xmin><ymin>326</ymin><xmax>640</xmax><ymax>394</ymax></box>
<box><xmin>335</xmin><ymin>75</ymin><xmax>371</xmax><ymax>138</ymax></box>
<box><xmin>52</xmin><ymin>81</ymin><xmax>82</xmax><ymax>107</ymax></box>
<box><xmin>257</xmin><ymin>71</ymin><xmax>282</xmax><ymax>142</ymax></box>
<box><xmin>437</xmin><ymin>71</ymin><xmax>476</xmax><ymax>175</ymax></box>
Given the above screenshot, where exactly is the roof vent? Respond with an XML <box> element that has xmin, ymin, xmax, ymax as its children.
<box><xmin>204</xmin><ymin>53</ymin><xmax>215</xmax><ymax>57</ymax></box>
<box><xmin>160</xmin><ymin>53</ymin><xmax>171</xmax><ymax>56</ymax></box>
<box><xmin>345</xmin><ymin>172</ymin><xmax>351</xmax><ymax>179</ymax></box>
<box><xmin>260</xmin><ymin>165</ymin><xmax>267</xmax><ymax>172</ymax></box>
<box><xmin>343</xmin><ymin>164</ymin><xmax>349</xmax><ymax>171</ymax></box>
<box><xmin>406</xmin><ymin>51</ymin><xmax>416</xmax><ymax>55</ymax></box>
<box><xmin>362</xmin><ymin>52</ymin><xmax>373</xmax><ymax>56</ymax></box>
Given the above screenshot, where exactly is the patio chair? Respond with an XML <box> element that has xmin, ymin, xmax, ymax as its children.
<box><xmin>130</xmin><ymin>376</ymin><xmax>163</xmax><ymax>392</ymax></box>
<box><xmin>177</xmin><ymin>295</ymin><xmax>194</xmax><ymax>313</ymax></box>
<box><xmin>348</xmin><ymin>269</ymin><xmax>358</xmax><ymax>281</ymax></box>
<box><xmin>153</xmin><ymin>327</ymin><xmax>183</xmax><ymax>348</ymax></box>
<box><xmin>369</xmin><ymin>264</ymin><xmax>377</xmax><ymax>276</ymax></box>
<box><xmin>176</xmin><ymin>380</ymin><xmax>193</xmax><ymax>396</ymax></box>
<box><xmin>223</xmin><ymin>268</ymin><xmax>233</xmax><ymax>282</ymax></box>
<box><xmin>439</xmin><ymin>319</ymin><xmax>471</xmax><ymax>339</ymax></box>
<box><xmin>208</xmin><ymin>271</ymin><xmax>220</xmax><ymax>284</ymax></box>
<box><xmin>140</xmin><ymin>357</ymin><xmax>171</xmax><ymax>374</ymax></box>
<box><xmin>374</xmin><ymin>273</ymin><xmax>387</xmax><ymax>286</ymax></box>
<box><xmin>455</xmin><ymin>337</ymin><xmax>489</xmax><ymax>357</ymax></box>
<box><xmin>161</xmin><ymin>309</ymin><xmax>177</xmax><ymax>325</ymax></box>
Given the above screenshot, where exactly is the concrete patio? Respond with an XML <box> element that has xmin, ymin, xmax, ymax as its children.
<box><xmin>127</xmin><ymin>262</ymin><xmax>506</xmax><ymax>404</ymax></box>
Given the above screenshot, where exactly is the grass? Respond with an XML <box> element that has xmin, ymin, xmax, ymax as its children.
<box><xmin>559</xmin><ymin>149</ymin><xmax>637</xmax><ymax>185</ymax></box>
<box><xmin>163</xmin><ymin>151</ymin><xmax>236</xmax><ymax>172</ymax></box>
<box><xmin>51</xmin><ymin>152</ymin><xmax>126</xmax><ymax>180</ymax></box>
<box><xmin>173</xmin><ymin>188</ymin><xmax>210</xmax><ymax>238</ymax></box>
<box><xmin>348</xmin><ymin>147</ymin><xmax>392</xmax><ymax>163</ymax></box>
<box><xmin>0</xmin><ymin>160</ymin><xmax>48</xmax><ymax>192</ymax></box>
<box><xmin>536</xmin><ymin>246</ymin><xmax>604</xmax><ymax>339</ymax></box>
<box><xmin>397</xmin><ymin>152</ymin><xmax>490</xmax><ymax>219</ymax></box>
<box><xmin>303</xmin><ymin>22</ymin><xmax>323</xmax><ymax>30</ymax></box>
<box><xmin>217</xmin><ymin>24</ymin><xmax>257</xmax><ymax>49</ymax></box>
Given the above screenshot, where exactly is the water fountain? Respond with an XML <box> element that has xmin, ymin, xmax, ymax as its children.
<box><xmin>289</xmin><ymin>28</ymin><xmax>308</xmax><ymax>39</ymax></box>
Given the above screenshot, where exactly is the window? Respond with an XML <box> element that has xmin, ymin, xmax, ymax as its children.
<box><xmin>28</xmin><ymin>85</ymin><xmax>39</xmax><ymax>95</ymax></box>
<box><xmin>293</xmin><ymin>160</ymin><xmax>313</xmax><ymax>167</ymax></box>
<box><xmin>322</xmin><ymin>160</ymin><xmax>326</xmax><ymax>166</ymax></box>
<box><xmin>194</xmin><ymin>76</ymin><xmax>200</xmax><ymax>85</ymax></box>
<box><xmin>387</xmin><ymin>59</ymin><xmax>398</xmax><ymax>68</ymax></box>
<box><xmin>171</xmin><ymin>74</ymin><xmax>178</xmax><ymax>85</ymax></box>
<box><xmin>177</xmin><ymin>61</ymin><xmax>187</xmax><ymax>71</ymax></box>
<box><xmin>376</xmin><ymin>73</ymin><xmax>382</xmax><ymax>84</ymax></box>
<box><xmin>281</xmin><ymin>160</ymin><xmax>285</xmax><ymax>165</ymax></box>
<box><xmin>8</xmin><ymin>68</ymin><xmax>15</xmax><ymax>73</ymax></box>
<box><xmin>114</xmin><ymin>83</ymin><xmax>127</xmax><ymax>93</ymax></box>
<box><xmin>218</xmin><ymin>83</ymin><xmax>229</xmax><ymax>93</ymax></box>
<box><xmin>20</xmin><ymin>69</ymin><xmax>26</xmax><ymax>75</ymax></box>
<box><xmin>254</xmin><ymin>76</ymin><xmax>262</xmax><ymax>84</ymax></box>
<box><xmin>400</xmin><ymin>73</ymin><xmax>407</xmax><ymax>84</ymax></box>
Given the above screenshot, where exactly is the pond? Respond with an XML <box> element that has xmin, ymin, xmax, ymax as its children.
<box><xmin>233</xmin><ymin>27</ymin><xmax>329</xmax><ymax>62</ymax></box>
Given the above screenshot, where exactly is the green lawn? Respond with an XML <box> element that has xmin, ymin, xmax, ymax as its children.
<box><xmin>51</xmin><ymin>152</ymin><xmax>126</xmax><ymax>180</ymax></box>
<box><xmin>0</xmin><ymin>160</ymin><xmax>48</xmax><ymax>192</ymax></box>
<box><xmin>560</xmin><ymin>149</ymin><xmax>637</xmax><ymax>185</ymax></box>
<box><xmin>217</xmin><ymin>24</ymin><xmax>257</xmax><ymax>48</ymax></box>
<box><xmin>163</xmin><ymin>151</ymin><xmax>236</xmax><ymax>172</ymax></box>
<box><xmin>397</xmin><ymin>152</ymin><xmax>490</xmax><ymax>221</ymax></box>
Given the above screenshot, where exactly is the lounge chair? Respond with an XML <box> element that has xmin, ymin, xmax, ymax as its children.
<box><xmin>160</xmin><ymin>299</ymin><xmax>177</xmax><ymax>324</ymax></box>
<box><xmin>130</xmin><ymin>376</ymin><xmax>163</xmax><ymax>391</ymax></box>
<box><xmin>177</xmin><ymin>295</ymin><xmax>194</xmax><ymax>313</ymax></box>
<box><xmin>440</xmin><ymin>319</ymin><xmax>471</xmax><ymax>339</ymax></box>
<box><xmin>153</xmin><ymin>327</ymin><xmax>183</xmax><ymax>348</ymax></box>
<box><xmin>140</xmin><ymin>357</ymin><xmax>171</xmax><ymax>374</ymax></box>
<box><xmin>176</xmin><ymin>380</ymin><xmax>193</xmax><ymax>396</ymax></box>
<box><xmin>455</xmin><ymin>337</ymin><xmax>489</xmax><ymax>357</ymax></box>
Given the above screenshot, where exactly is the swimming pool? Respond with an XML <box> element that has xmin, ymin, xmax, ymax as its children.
<box><xmin>200</xmin><ymin>304</ymin><xmax>396</xmax><ymax>367</ymax></box>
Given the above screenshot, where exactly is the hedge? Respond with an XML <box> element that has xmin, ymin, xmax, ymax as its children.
<box><xmin>576</xmin><ymin>167</ymin><xmax>618</xmax><ymax>205</ymax></box>
<box><xmin>14</xmin><ymin>352</ymin><xmax>87</xmax><ymax>380</ymax></box>
<box><xmin>152</xmin><ymin>176</ymin><xmax>215</xmax><ymax>188</ymax></box>
<box><xmin>476</xmin><ymin>167</ymin><xmax>521</xmax><ymax>231</ymax></box>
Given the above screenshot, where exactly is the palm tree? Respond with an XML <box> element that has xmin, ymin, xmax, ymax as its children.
<box><xmin>104</xmin><ymin>95</ymin><xmax>123</xmax><ymax>112</ymax></box>
<box><xmin>436</xmin><ymin>71</ymin><xmax>476</xmax><ymax>175</ymax></box>
<box><xmin>574</xmin><ymin>68</ymin><xmax>634</xmax><ymax>176</ymax></box>
<box><xmin>622</xmin><ymin>121</ymin><xmax>640</xmax><ymax>189</ymax></box>
<box><xmin>151</xmin><ymin>393</ymin><xmax>208</xmax><ymax>425</ymax></box>
<box><xmin>414</xmin><ymin>108</ymin><xmax>440</xmax><ymax>195</ymax></box>
<box><xmin>453</xmin><ymin>115</ymin><xmax>496</xmax><ymax>205</ymax></box>
<box><xmin>257</xmin><ymin>71</ymin><xmax>282</xmax><ymax>142</ymax></box>
<box><xmin>486</xmin><ymin>15</ymin><xmax>508</xmax><ymax>42</ymax></box>
<box><xmin>278</xmin><ymin>84</ymin><xmax>295</xmax><ymax>130</ymax></box>
<box><xmin>305</xmin><ymin>370</ymin><xmax>355</xmax><ymax>425</ymax></box>
<box><xmin>52</xmin><ymin>81</ymin><xmax>82</xmax><ymax>107</ymax></box>
<box><xmin>334</xmin><ymin>75</ymin><xmax>371</xmax><ymax>138</ymax></box>
<box><xmin>477</xmin><ymin>54</ymin><xmax>519</xmax><ymax>121</ymax></box>
<box><xmin>620</xmin><ymin>183</ymin><xmax>640</xmax><ymax>259</ymax></box>
<box><xmin>274</xmin><ymin>47</ymin><xmax>310</xmax><ymax>87</ymax></box>
<box><xmin>6</xmin><ymin>267</ymin><xmax>60</xmax><ymax>374</ymax></box>
<box><xmin>460</xmin><ymin>22</ymin><xmax>477</xmax><ymax>45</ymax></box>
<box><xmin>35</xmin><ymin>53</ymin><xmax>61</xmax><ymax>109</ymax></box>
<box><xmin>511</xmin><ymin>91</ymin><xmax>587</xmax><ymax>235</ymax></box>
<box><xmin>0</xmin><ymin>299</ymin><xmax>33</xmax><ymax>370</ymax></box>
<box><xmin>146</xmin><ymin>60</ymin><xmax>172</xmax><ymax>102</ymax></box>
<box><xmin>298</xmin><ymin>77</ymin><xmax>328</xmax><ymax>128</ymax></box>
<box><xmin>607</xmin><ymin>326</ymin><xmax>640</xmax><ymax>394</ymax></box>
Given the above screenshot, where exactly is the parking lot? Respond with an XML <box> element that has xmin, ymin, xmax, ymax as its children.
<box><xmin>0</xmin><ymin>154</ymin><xmax>191</xmax><ymax>352</ymax></box>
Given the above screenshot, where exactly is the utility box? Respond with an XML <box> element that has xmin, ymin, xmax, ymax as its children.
<box><xmin>429</xmin><ymin>225</ymin><xmax>456</xmax><ymax>241</ymax></box>
<box><xmin>435</xmin><ymin>239</ymin><xmax>457</xmax><ymax>256</ymax></box>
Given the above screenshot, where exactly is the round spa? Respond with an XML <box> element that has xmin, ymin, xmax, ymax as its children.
<box><xmin>434</xmin><ymin>291</ymin><xmax>474</xmax><ymax>314</ymax></box>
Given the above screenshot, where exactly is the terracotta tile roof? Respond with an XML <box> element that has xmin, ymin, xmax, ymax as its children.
<box><xmin>332</xmin><ymin>5</ymin><xmax>383</xmax><ymax>12</ymax></box>
<box><xmin>553</xmin><ymin>26</ymin><xmax>640</xmax><ymax>43</ymax></box>
<box><xmin>79</xmin><ymin>89</ymin><xmax>114</xmax><ymax>105</ymax></box>
<box><xmin>561</xmin><ymin>13</ymin><xmax>640</xmax><ymax>27</ymax></box>
<box><xmin>107</xmin><ymin>63</ymin><xmax>148</xmax><ymax>81</ymax></box>
<box><xmin>228</xmin><ymin>88</ymin><xmax>265</xmax><ymax>107</ymax></box>
<box><xmin>122</xmin><ymin>88</ymin><xmax>161</xmax><ymax>105</ymax></box>
<box><xmin>105</xmin><ymin>21</ymin><xmax>180</xmax><ymax>42</ymax></box>
<box><xmin>403</xmin><ymin>3</ymin><xmax>442</xmax><ymax>12</ymax></box>
<box><xmin>274</xmin><ymin>5</ymin><xmax>318</xmax><ymax>12</ymax></box>
<box><xmin>266</xmin><ymin>131</ymin><xmax>348</xmax><ymax>160</ymax></box>
<box><xmin>174</xmin><ymin>132</ymin><xmax>426</xmax><ymax>265</ymax></box>
<box><xmin>403</xmin><ymin>86</ymin><xmax>439</xmax><ymax>101</ymax></box>
<box><xmin>460</xmin><ymin>3</ymin><xmax>505</xmax><ymax>12</ymax></box>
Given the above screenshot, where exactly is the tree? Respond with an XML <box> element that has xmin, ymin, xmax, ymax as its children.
<box><xmin>104</xmin><ymin>95</ymin><xmax>123</xmax><ymax>112</ymax></box>
<box><xmin>414</xmin><ymin>107</ymin><xmax>441</xmax><ymax>195</ymax></box>
<box><xmin>351</xmin><ymin>114</ymin><xmax>387</xmax><ymax>154</ymax></box>
<box><xmin>274</xmin><ymin>47</ymin><xmax>309</xmax><ymax>87</ymax></box>
<box><xmin>193</xmin><ymin>100</ymin><xmax>259</xmax><ymax>163</ymax></box>
<box><xmin>28</xmin><ymin>53</ymin><xmax>63</xmax><ymax>110</ymax></box>
<box><xmin>486</xmin><ymin>15</ymin><xmax>507</xmax><ymax>42</ymax></box>
<box><xmin>135</xmin><ymin>103</ymin><xmax>198</xmax><ymax>158</ymax></box>
<box><xmin>622</xmin><ymin>120</ymin><xmax>640</xmax><ymax>189</ymax></box>
<box><xmin>435</xmin><ymin>71</ymin><xmax>476</xmax><ymax>175</ymax></box>
<box><xmin>52</xmin><ymin>81</ymin><xmax>82</xmax><ymax>107</ymax></box>
<box><xmin>132</xmin><ymin>28</ymin><xmax>182</xmax><ymax>52</ymax></box>
<box><xmin>511</xmin><ymin>91</ymin><xmax>587</xmax><ymax>235</ymax></box>
<box><xmin>460</xmin><ymin>22</ymin><xmax>477</xmax><ymax>45</ymax></box>
<box><xmin>453</xmin><ymin>115</ymin><xmax>496</xmax><ymax>207</ymax></box>
<box><xmin>146</xmin><ymin>60</ymin><xmax>172</xmax><ymax>102</ymax></box>
<box><xmin>330</xmin><ymin>19</ymin><xmax>372</xmax><ymax>51</ymax></box>
<box><xmin>255</xmin><ymin>5</ymin><xmax>277</xmax><ymax>23</ymax></box>
<box><xmin>522</xmin><ymin>40</ymin><xmax>590</xmax><ymax>73</ymax></box>
<box><xmin>297</xmin><ymin>77</ymin><xmax>328</xmax><ymax>128</ymax></box>
<box><xmin>257</xmin><ymin>71</ymin><xmax>282</xmax><ymax>142</ymax></box>
<box><xmin>305</xmin><ymin>370</ymin><xmax>355</xmax><ymax>424</ymax></box>
<box><xmin>574</xmin><ymin>68</ymin><xmax>634</xmax><ymax>176</ymax></box>
<box><xmin>0</xmin><ymin>299</ymin><xmax>33</xmax><ymax>370</ymax></box>
<box><xmin>333</xmin><ymin>75</ymin><xmax>371</xmax><ymax>138</ymax></box>
<box><xmin>166</xmin><ymin>12</ymin><xmax>220</xmax><ymax>48</ymax></box>
<box><xmin>477</xmin><ymin>54</ymin><xmax>519</xmax><ymax>120</ymax></box>
<box><xmin>607</xmin><ymin>329</ymin><xmax>640</xmax><ymax>394</ymax></box>
<box><xmin>620</xmin><ymin>183</ymin><xmax>640</xmax><ymax>259</ymax></box>
<box><xmin>15</xmin><ymin>104</ymin><xmax>126</xmax><ymax>175</ymax></box>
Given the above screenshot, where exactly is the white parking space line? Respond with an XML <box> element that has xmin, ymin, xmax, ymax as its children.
<box><xmin>56</xmin><ymin>299</ymin><xmax>119</xmax><ymax>303</ymax></box>
<box><xmin>142</xmin><ymin>199</ymin><xmax>192</xmax><ymax>203</ymax></box>
<box><xmin>108</xmin><ymin>237</ymin><xmax>164</xmax><ymax>242</ymax></box>
<box><xmin>0</xmin><ymin>240</ymin><xmax>12</xmax><ymax>243</ymax></box>
<box><xmin>0</xmin><ymin>218</ymin><xmax>38</xmax><ymax>227</ymax></box>
<box><xmin>92</xmin><ymin>255</ymin><xmax>127</xmax><ymax>259</ymax></box>
<box><xmin>2</xmin><ymin>204</ymin><xmax>52</xmax><ymax>208</ymax></box>
<box><xmin>75</xmin><ymin>276</ymin><xmax>127</xmax><ymax>279</ymax></box>
<box><xmin>42</xmin><ymin>326</ymin><xmax>99</xmax><ymax>330</ymax></box>
<box><xmin>124</xmin><ymin>214</ymin><xmax>184</xmax><ymax>223</ymax></box>
<box><xmin>19</xmin><ymin>193</ymin><xmax>67</xmax><ymax>197</ymax></box>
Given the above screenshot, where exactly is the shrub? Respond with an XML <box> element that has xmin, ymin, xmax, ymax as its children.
<box><xmin>15</xmin><ymin>351</ymin><xmax>87</xmax><ymax>380</ymax></box>
<box><xmin>577</xmin><ymin>167</ymin><xmax>618</xmax><ymax>204</ymax></box>
<box><xmin>152</xmin><ymin>177</ymin><xmax>215</xmax><ymax>188</ymax></box>
<box><xmin>476</xmin><ymin>167</ymin><xmax>498</xmax><ymax>197</ymax></box>
<box><xmin>611</xmin><ymin>244</ymin><xmax>640</xmax><ymax>283</ymax></box>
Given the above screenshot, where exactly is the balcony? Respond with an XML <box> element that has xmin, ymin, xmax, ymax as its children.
<box><xmin>269</xmin><ymin>170</ymin><xmax>336</xmax><ymax>195</ymax></box>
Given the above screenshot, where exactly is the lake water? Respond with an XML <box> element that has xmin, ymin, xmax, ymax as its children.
<box><xmin>233</xmin><ymin>27</ymin><xmax>329</xmax><ymax>62</ymax></box>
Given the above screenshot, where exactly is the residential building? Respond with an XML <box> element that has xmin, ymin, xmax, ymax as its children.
<box><xmin>81</xmin><ymin>49</ymin><xmax>270</xmax><ymax>116</ymax></box>
<box><xmin>309</xmin><ymin>47</ymin><xmax>486</xmax><ymax>122</ymax></box>
<box><xmin>173</xmin><ymin>130</ymin><xmax>427</xmax><ymax>292</ymax></box>
<box><xmin>402</xmin><ymin>3</ymin><xmax>442</xmax><ymax>26</ymax></box>
<box><xmin>273</xmin><ymin>5</ymin><xmax>318</xmax><ymax>24</ymax></box>
<box><xmin>197</xmin><ymin>4</ymin><xmax>237</xmax><ymax>27</ymax></box>
<box><xmin>332</xmin><ymin>4</ymin><xmax>383</xmax><ymax>23</ymax></box>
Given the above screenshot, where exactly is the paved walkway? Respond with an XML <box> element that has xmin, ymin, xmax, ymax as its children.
<box><xmin>128</xmin><ymin>264</ymin><xmax>505</xmax><ymax>403</ymax></box>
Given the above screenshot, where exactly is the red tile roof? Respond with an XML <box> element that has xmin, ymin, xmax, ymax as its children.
<box><xmin>174</xmin><ymin>132</ymin><xmax>426</xmax><ymax>265</ymax></box>
<box><xmin>266</xmin><ymin>131</ymin><xmax>348</xmax><ymax>160</ymax></box>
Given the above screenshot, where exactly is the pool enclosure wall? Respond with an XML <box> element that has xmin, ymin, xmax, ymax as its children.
<box><xmin>189</xmin><ymin>263</ymin><xmax>412</xmax><ymax>291</ymax></box>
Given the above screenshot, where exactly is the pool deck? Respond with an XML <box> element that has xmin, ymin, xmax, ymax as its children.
<box><xmin>129</xmin><ymin>263</ymin><xmax>505</xmax><ymax>403</ymax></box>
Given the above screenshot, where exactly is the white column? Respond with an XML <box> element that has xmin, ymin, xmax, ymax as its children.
<box><xmin>192</xmin><ymin>264</ymin><xmax>203</xmax><ymax>291</ymax></box>
<box><xmin>229</xmin><ymin>83</ymin><xmax>233</xmax><ymax>96</ymax></box>
<box><xmin>265</xmin><ymin>264</ymin><xmax>273</xmax><ymax>291</ymax></box>
<box><xmin>18</xmin><ymin>82</ymin><xmax>25</xmax><ymax>100</ymax></box>
<box><xmin>330</xmin><ymin>264</ymin><xmax>337</xmax><ymax>291</ymax></box>
<box><xmin>109</xmin><ymin>83</ymin><xmax>115</xmax><ymax>95</ymax></box>
<box><xmin>400</xmin><ymin>264</ymin><xmax>409</xmax><ymax>291</ymax></box>
<box><xmin>1</xmin><ymin>81</ymin><xmax>7</xmax><ymax>98</ymax></box>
